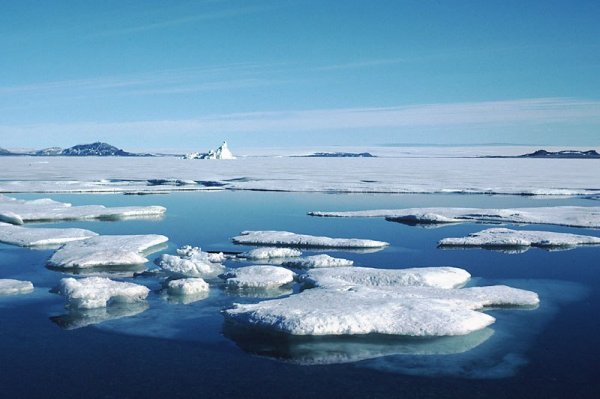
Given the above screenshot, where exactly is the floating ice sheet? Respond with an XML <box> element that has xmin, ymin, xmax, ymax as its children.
<box><xmin>439</xmin><ymin>228</ymin><xmax>600</xmax><ymax>250</ymax></box>
<box><xmin>232</xmin><ymin>230</ymin><xmax>389</xmax><ymax>248</ymax></box>
<box><xmin>0</xmin><ymin>222</ymin><xmax>97</xmax><ymax>247</ymax></box>
<box><xmin>222</xmin><ymin>265</ymin><xmax>295</xmax><ymax>289</ymax></box>
<box><xmin>48</xmin><ymin>234</ymin><xmax>168</xmax><ymax>268</ymax></box>
<box><xmin>240</xmin><ymin>247</ymin><xmax>302</xmax><ymax>260</ymax></box>
<box><xmin>166</xmin><ymin>278</ymin><xmax>209</xmax><ymax>296</ymax></box>
<box><xmin>156</xmin><ymin>246</ymin><xmax>225</xmax><ymax>278</ymax></box>
<box><xmin>57</xmin><ymin>277</ymin><xmax>150</xmax><ymax>309</ymax></box>
<box><xmin>309</xmin><ymin>206</ymin><xmax>600</xmax><ymax>228</ymax></box>
<box><xmin>0</xmin><ymin>279</ymin><xmax>34</xmax><ymax>295</ymax></box>
<box><xmin>0</xmin><ymin>194</ymin><xmax>166</xmax><ymax>225</ymax></box>
<box><xmin>282</xmin><ymin>254</ymin><xmax>353</xmax><ymax>269</ymax></box>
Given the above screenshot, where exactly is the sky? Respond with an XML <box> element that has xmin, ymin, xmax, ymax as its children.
<box><xmin>0</xmin><ymin>0</ymin><xmax>599</xmax><ymax>151</ymax></box>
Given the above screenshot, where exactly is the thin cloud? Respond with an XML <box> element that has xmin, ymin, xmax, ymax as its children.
<box><xmin>312</xmin><ymin>58</ymin><xmax>410</xmax><ymax>72</ymax></box>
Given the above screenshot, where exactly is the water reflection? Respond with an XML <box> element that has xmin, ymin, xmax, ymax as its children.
<box><xmin>50</xmin><ymin>302</ymin><xmax>149</xmax><ymax>330</ymax></box>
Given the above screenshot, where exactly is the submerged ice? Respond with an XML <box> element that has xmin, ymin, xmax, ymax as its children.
<box><xmin>232</xmin><ymin>230</ymin><xmax>389</xmax><ymax>248</ymax></box>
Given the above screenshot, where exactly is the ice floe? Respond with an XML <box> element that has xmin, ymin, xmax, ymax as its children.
<box><xmin>232</xmin><ymin>230</ymin><xmax>389</xmax><ymax>248</ymax></box>
<box><xmin>48</xmin><ymin>234</ymin><xmax>168</xmax><ymax>268</ymax></box>
<box><xmin>0</xmin><ymin>222</ymin><xmax>97</xmax><ymax>247</ymax></box>
<box><xmin>240</xmin><ymin>247</ymin><xmax>302</xmax><ymax>260</ymax></box>
<box><xmin>166</xmin><ymin>278</ymin><xmax>210</xmax><ymax>296</ymax></box>
<box><xmin>156</xmin><ymin>246</ymin><xmax>226</xmax><ymax>278</ymax></box>
<box><xmin>282</xmin><ymin>254</ymin><xmax>353</xmax><ymax>269</ymax></box>
<box><xmin>309</xmin><ymin>206</ymin><xmax>600</xmax><ymax>228</ymax></box>
<box><xmin>438</xmin><ymin>228</ymin><xmax>600</xmax><ymax>250</ymax></box>
<box><xmin>0</xmin><ymin>279</ymin><xmax>34</xmax><ymax>295</ymax></box>
<box><xmin>57</xmin><ymin>277</ymin><xmax>150</xmax><ymax>309</ymax></box>
<box><xmin>222</xmin><ymin>265</ymin><xmax>295</xmax><ymax>289</ymax></box>
<box><xmin>0</xmin><ymin>194</ymin><xmax>166</xmax><ymax>225</ymax></box>
<box><xmin>302</xmin><ymin>267</ymin><xmax>471</xmax><ymax>290</ymax></box>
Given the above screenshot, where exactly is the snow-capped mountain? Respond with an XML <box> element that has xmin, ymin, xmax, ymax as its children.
<box><xmin>59</xmin><ymin>142</ymin><xmax>135</xmax><ymax>156</ymax></box>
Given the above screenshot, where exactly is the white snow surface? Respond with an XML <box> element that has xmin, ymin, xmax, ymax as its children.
<box><xmin>58</xmin><ymin>277</ymin><xmax>150</xmax><ymax>309</ymax></box>
<box><xmin>157</xmin><ymin>246</ymin><xmax>225</xmax><ymax>278</ymax></box>
<box><xmin>0</xmin><ymin>195</ymin><xmax>166</xmax><ymax>225</ymax></box>
<box><xmin>225</xmin><ymin>283</ymin><xmax>539</xmax><ymax>336</ymax></box>
<box><xmin>222</xmin><ymin>265</ymin><xmax>295</xmax><ymax>289</ymax></box>
<box><xmin>282</xmin><ymin>254</ymin><xmax>354</xmax><ymax>269</ymax></box>
<box><xmin>439</xmin><ymin>228</ymin><xmax>600</xmax><ymax>249</ymax></box>
<box><xmin>0</xmin><ymin>148</ymin><xmax>598</xmax><ymax>195</ymax></box>
<box><xmin>167</xmin><ymin>278</ymin><xmax>210</xmax><ymax>295</ymax></box>
<box><xmin>0</xmin><ymin>279</ymin><xmax>34</xmax><ymax>295</ymax></box>
<box><xmin>232</xmin><ymin>231</ymin><xmax>389</xmax><ymax>248</ymax></box>
<box><xmin>309</xmin><ymin>206</ymin><xmax>600</xmax><ymax>228</ymax></box>
<box><xmin>48</xmin><ymin>234</ymin><xmax>168</xmax><ymax>268</ymax></box>
<box><xmin>302</xmin><ymin>267</ymin><xmax>471</xmax><ymax>290</ymax></box>
<box><xmin>240</xmin><ymin>247</ymin><xmax>302</xmax><ymax>260</ymax></box>
<box><xmin>0</xmin><ymin>222</ymin><xmax>97</xmax><ymax>247</ymax></box>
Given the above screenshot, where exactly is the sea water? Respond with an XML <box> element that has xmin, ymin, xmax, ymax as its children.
<box><xmin>0</xmin><ymin>191</ymin><xmax>598</xmax><ymax>398</ymax></box>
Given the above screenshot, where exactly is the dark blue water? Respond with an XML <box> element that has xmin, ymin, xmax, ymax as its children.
<box><xmin>1</xmin><ymin>192</ymin><xmax>599</xmax><ymax>398</ymax></box>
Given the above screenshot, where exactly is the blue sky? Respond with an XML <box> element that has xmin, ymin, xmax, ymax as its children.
<box><xmin>1</xmin><ymin>0</ymin><xmax>599</xmax><ymax>150</ymax></box>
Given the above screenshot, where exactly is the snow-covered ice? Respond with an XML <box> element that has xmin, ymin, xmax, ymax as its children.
<box><xmin>222</xmin><ymin>265</ymin><xmax>295</xmax><ymax>289</ymax></box>
<box><xmin>0</xmin><ymin>194</ymin><xmax>166</xmax><ymax>225</ymax></box>
<box><xmin>240</xmin><ymin>247</ymin><xmax>302</xmax><ymax>260</ymax></box>
<box><xmin>0</xmin><ymin>222</ymin><xmax>97</xmax><ymax>247</ymax></box>
<box><xmin>225</xmin><ymin>282</ymin><xmax>538</xmax><ymax>336</ymax></box>
<box><xmin>232</xmin><ymin>231</ymin><xmax>389</xmax><ymax>248</ymax></box>
<box><xmin>302</xmin><ymin>267</ymin><xmax>471</xmax><ymax>290</ymax></box>
<box><xmin>439</xmin><ymin>228</ymin><xmax>600</xmax><ymax>250</ymax></box>
<box><xmin>57</xmin><ymin>277</ymin><xmax>150</xmax><ymax>309</ymax></box>
<box><xmin>48</xmin><ymin>234</ymin><xmax>168</xmax><ymax>268</ymax></box>
<box><xmin>309</xmin><ymin>206</ymin><xmax>600</xmax><ymax>228</ymax></box>
<box><xmin>0</xmin><ymin>279</ymin><xmax>34</xmax><ymax>295</ymax></box>
<box><xmin>166</xmin><ymin>278</ymin><xmax>210</xmax><ymax>296</ymax></box>
<box><xmin>156</xmin><ymin>246</ymin><xmax>226</xmax><ymax>278</ymax></box>
<box><xmin>282</xmin><ymin>254</ymin><xmax>353</xmax><ymax>269</ymax></box>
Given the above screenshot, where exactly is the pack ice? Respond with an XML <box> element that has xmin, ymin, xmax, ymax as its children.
<box><xmin>0</xmin><ymin>222</ymin><xmax>97</xmax><ymax>247</ymax></box>
<box><xmin>282</xmin><ymin>254</ymin><xmax>354</xmax><ymax>269</ymax></box>
<box><xmin>225</xmin><ymin>266</ymin><xmax>539</xmax><ymax>337</ymax></box>
<box><xmin>156</xmin><ymin>245</ymin><xmax>226</xmax><ymax>278</ymax></box>
<box><xmin>232</xmin><ymin>230</ymin><xmax>389</xmax><ymax>248</ymax></box>
<box><xmin>439</xmin><ymin>228</ymin><xmax>600</xmax><ymax>250</ymax></box>
<box><xmin>309</xmin><ymin>206</ymin><xmax>600</xmax><ymax>228</ymax></box>
<box><xmin>222</xmin><ymin>265</ymin><xmax>295</xmax><ymax>289</ymax></box>
<box><xmin>0</xmin><ymin>194</ymin><xmax>166</xmax><ymax>225</ymax></box>
<box><xmin>240</xmin><ymin>247</ymin><xmax>302</xmax><ymax>260</ymax></box>
<box><xmin>57</xmin><ymin>277</ymin><xmax>150</xmax><ymax>309</ymax></box>
<box><xmin>0</xmin><ymin>279</ymin><xmax>34</xmax><ymax>295</ymax></box>
<box><xmin>166</xmin><ymin>278</ymin><xmax>210</xmax><ymax>296</ymax></box>
<box><xmin>48</xmin><ymin>234</ymin><xmax>168</xmax><ymax>268</ymax></box>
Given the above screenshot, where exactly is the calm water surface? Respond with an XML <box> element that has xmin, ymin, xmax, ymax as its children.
<box><xmin>1</xmin><ymin>191</ymin><xmax>599</xmax><ymax>398</ymax></box>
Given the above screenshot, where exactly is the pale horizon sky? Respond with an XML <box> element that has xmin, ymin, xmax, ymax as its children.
<box><xmin>1</xmin><ymin>0</ymin><xmax>599</xmax><ymax>150</ymax></box>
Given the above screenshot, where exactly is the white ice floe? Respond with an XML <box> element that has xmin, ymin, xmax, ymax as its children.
<box><xmin>282</xmin><ymin>254</ymin><xmax>354</xmax><ymax>269</ymax></box>
<box><xmin>225</xmin><ymin>282</ymin><xmax>539</xmax><ymax>336</ymax></box>
<box><xmin>48</xmin><ymin>234</ymin><xmax>168</xmax><ymax>268</ymax></box>
<box><xmin>309</xmin><ymin>206</ymin><xmax>600</xmax><ymax>228</ymax></box>
<box><xmin>0</xmin><ymin>222</ymin><xmax>97</xmax><ymax>247</ymax></box>
<box><xmin>240</xmin><ymin>247</ymin><xmax>302</xmax><ymax>260</ymax></box>
<box><xmin>0</xmin><ymin>194</ymin><xmax>166</xmax><ymax>225</ymax></box>
<box><xmin>166</xmin><ymin>278</ymin><xmax>210</xmax><ymax>295</ymax></box>
<box><xmin>302</xmin><ymin>267</ymin><xmax>471</xmax><ymax>290</ymax></box>
<box><xmin>438</xmin><ymin>228</ymin><xmax>600</xmax><ymax>250</ymax></box>
<box><xmin>58</xmin><ymin>277</ymin><xmax>150</xmax><ymax>309</ymax></box>
<box><xmin>222</xmin><ymin>265</ymin><xmax>295</xmax><ymax>289</ymax></box>
<box><xmin>0</xmin><ymin>279</ymin><xmax>34</xmax><ymax>295</ymax></box>
<box><xmin>232</xmin><ymin>231</ymin><xmax>389</xmax><ymax>248</ymax></box>
<box><xmin>157</xmin><ymin>246</ymin><xmax>225</xmax><ymax>278</ymax></box>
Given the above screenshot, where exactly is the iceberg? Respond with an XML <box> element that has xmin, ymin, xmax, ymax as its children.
<box><xmin>309</xmin><ymin>206</ymin><xmax>600</xmax><ymax>228</ymax></box>
<box><xmin>438</xmin><ymin>228</ymin><xmax>600</xmax><ymax>250</ymax></box>
<box><xmin>222</xmin><ymin>265</ymin><xmax>295</xmax><ymax>289</ymax></box>
<box><xmin>156</xmin><ymin>246</ymin><xmax>226</xmax><ymax>278</ymax></box>
<box><xmin>57</xmin><ymin>277</ymin><xmax>150</xmax><ymax>309</ymax></box>
<box><xmin>0</xmin><ymin>222</ymin><xmax>97</xmax><ymax>247</ymax></box>
<box><xmin>166</xmin><ymin>278</ymin><xmax>209</xmax><ymax>296</ymax></box>
<box><xmin>0</xmin><ymin>279</ymin><xmax>34</xmax><ymax>295</ymax></box>
<box><xmin>282</xmin><ymin>254</ymin><xmax>353</xmax><ymax>269</ymax></box>
<box><xmin>48</xmin><ymin>234</ymin><xmax>168</xmax><ymax>268</ymax></box>
<box><xmin>184</xmin><ymin>141</ymin><xmax>236</xmax><ymax>160</ymax></box>
<box><xmin>240</xmin><ymin>247</ymin><xmax>302</xmax><ymax>260</ymax></box>
<box><xmin>232</xmin><ymin>230</ymin><xmax>389</xmax><ymax>248</ymax></box>
<box><xmin>0</xmin><ymin>194</ymin><xmax>166</xmax><ymax>225</ymax></box>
